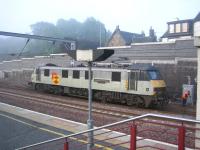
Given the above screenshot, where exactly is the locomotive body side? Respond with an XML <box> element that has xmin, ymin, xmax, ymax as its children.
<box><xmin>30</xmin><ymin>65</ymin><xmax>167</xmax><ymax>107</ymax></box>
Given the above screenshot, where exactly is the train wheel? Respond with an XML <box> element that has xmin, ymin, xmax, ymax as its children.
<box><xmin>60</xmin><ymin>87</ymin><xmax>64</xmax><ymax>95</ymax></box>
<box><xmin>54</xmin><ymin>86</ymin><xmax>63</xmax><ymax>95</ymax></box>
<box><xmin>35</xmin><ymin>84</ymin><xmax>40</xmax><ymax>91</ymax></box>
<box><xmin>127</xmin><ymin>100</ymin><xmax>133</xmax><ymax>106</ymax></box>
<box><xmin>136</xmin><ymin>97</ymin><xmax>145</xmax><ymax>108</ymax></box>
<box><xmin>126</xmin><ymin>96</ymin><xmax>134</xmax><ymax>106</ymax></box>
<box><xmin>101</xmin><ymin>98</ymin><xmax>106</xmax><ymax>104</ymax></box>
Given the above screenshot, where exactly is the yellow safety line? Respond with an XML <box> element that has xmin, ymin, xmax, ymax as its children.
<box><xmin>0</xmin><ymin>113</ymin><xmax>113</xmax><ymax>150</ymax></box>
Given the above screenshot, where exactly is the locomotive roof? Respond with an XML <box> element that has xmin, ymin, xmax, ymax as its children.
<box><xmin>38</xmin><ymin>64</ymin><xmax>158</xmax><ymax>71</ymax></box>
<box><xmin>39</xmin><ymin>66</ymin><xmax>125</xmax><ymax>72</ymax></box>
<box><xmin>127</xmin><ymin>64</ymin><xmax>157</xmax><ymax>71</ymax></box>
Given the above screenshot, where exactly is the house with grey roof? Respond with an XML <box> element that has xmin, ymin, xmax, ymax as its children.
<box><xmin>161</xmin><ymin>12</ymin><xmax>200</xmax><ymax>42</ymax></box>
<box><xmin>107</xmin><ymin>26</ymin><xmax>157</xmax><ymax>46</ymax></box>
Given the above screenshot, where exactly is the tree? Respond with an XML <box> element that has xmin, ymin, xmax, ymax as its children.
<box><xmin>79</xmin><ymin>17</ymin><xmax>108</xmax><ymax>46</ymax></box>
<box><xmin>28</xmin><ymin>22</ymin><xmax>61</xmax><ymax>54</ymax></box>
<box><xmin>31</xmin><ymin>22</ymin><xmax>60</xmax><ymax>37</ymax></box>
<box><xmin>17</xmin><ymin>17</ymin><xmax>112</xmax><ymax>55</ymax></box>
<box><xmin>56</xmin><ymin>18</ymin><xmax>81</xmax><ymax>39</ymax></box>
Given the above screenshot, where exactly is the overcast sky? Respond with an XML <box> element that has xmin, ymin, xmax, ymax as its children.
<box><xmin>0</xmin><ymin>0</ymin><xmax>199</xmax><ymax>37</ymax></box>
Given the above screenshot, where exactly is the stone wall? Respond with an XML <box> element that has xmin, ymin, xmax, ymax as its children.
<box><xmin>102</xmin><ymin>39</ymin><xmax>197</xmax><ymax>62</ymax></box>
<box><xmin>0</xmin><ymin>54</ymin><xmax>73</xmax><ymax>71</ymax></box>
<box><xmin>155</xmin><ymin>61</ymin><xmax>197</xmax><ymax>100</ymax></box>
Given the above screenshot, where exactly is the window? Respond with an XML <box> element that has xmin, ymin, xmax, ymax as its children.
<box><xmin>175</xmin><ymin>23</ymin><xmax>181</xmax><ymax>33</ymax></box>
<box><xmin>148</xmin><ymin>70</ymin><xmax>162</xmax><ymax>80</ymax></box>
<box><xmin>73</xmin><ymin>70</ymin><xmax>80</xmax><ymax>79</ymax></box>
<box><xmin>182</xmin><ymin>23</ymin><xmax>188</xmax><ymax>32</ymax></box>
<box><xmin>169</xmin><ymin>24</ymin><xmax>174</xmax><ymax>33</ymax></box>
<box><xmin>85</xmin><ymin>71</ymin><xmax>88</xmax><ymax>79</ymax></box>
<box><xmin>44</xmin><ymin>69</ymin><xmax>49</xmax><ymax>76</ymax></box>
<box><xmin>139</xmin><ymin>71</ymin><xmax>149</xmax><ymax>81</ymax></box>
<box><xmin>62</xmin><ymin>70</ymin><xmax>68</xmax><ymax>78</ymax></box>
<box><xmin>111</xmin><ymin>72</ymin><xmax>121</xmax><ymax>82</ymax></box>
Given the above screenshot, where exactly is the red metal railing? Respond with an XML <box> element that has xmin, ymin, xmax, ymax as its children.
<box><xmin>16</xmin><ymin>113</ymin><xmax>200</xmax><ymax>150</ymax></box>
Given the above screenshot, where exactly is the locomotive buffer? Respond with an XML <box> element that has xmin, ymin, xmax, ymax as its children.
<box><xmin>67</xmin><ymin>49</ymin><xmax>114</xmax><ymax>150</ymax></box>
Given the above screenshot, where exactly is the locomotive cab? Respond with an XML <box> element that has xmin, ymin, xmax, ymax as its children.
<box><xmin>147</xmin><ymin>69</ymin><xmax>167</xmax><ymax>105</ymax></box>
<box><xmin>127</xmin><ymin>64</ymin><xmax>167</xmax><ymax>106</ymax></box>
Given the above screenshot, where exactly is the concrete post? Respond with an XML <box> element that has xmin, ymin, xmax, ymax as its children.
<box><xmin>196</xmin><ymin>46</ymin><xmax>200</xmax><ymax>149</ymax></box>
<box><xmin>194</xmin><ymin>15</ymin><xmax>200</xmax><ymax>119</ymax></box>
<box><xmin>194</xmin><ymin>13</ymin><xmax>200</xmax><ymax>149</ymax></box>
<box><xmin>197</xmin><ymin>47</ymin><xmax>200</xmax><ymax>120</ymax></box>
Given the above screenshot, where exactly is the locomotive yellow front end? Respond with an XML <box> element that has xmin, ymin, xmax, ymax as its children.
<box><xmin>148</xmin><ymin>70</ymin><xmax>168</xmax><ymax>106</ymax></box>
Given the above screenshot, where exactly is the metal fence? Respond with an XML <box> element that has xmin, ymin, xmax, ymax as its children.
<box><xmin>16</xmin><ymin>113</ymin><xmax>200</xmax><ymax>150</ymax></box>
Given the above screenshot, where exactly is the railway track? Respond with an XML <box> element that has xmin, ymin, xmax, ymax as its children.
<box><xmin>0</xmin><ymin>90</ymin><xmax>135</xmax><ymax>119</ymax></box>
<box><xmin>0</xmin><ymin>82</ymin><xmax>197</xmax><ymax>149</ymax></box>
<box><xmin>0</xmin><ymin>86</ymin><xmax>196</xmax><ymax>119</ymax></box>
<box><xmin>0</xmin><ymin>86</ymin><xmax>197</xmax><ymax>148</ymax></box>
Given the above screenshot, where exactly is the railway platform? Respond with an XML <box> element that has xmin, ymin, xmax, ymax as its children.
<box><xmin>0</xmin><ymin>111</ymin><xmax>62</xmax><ymax>150</ymax></box>
<box><xmin>0</xmin><ymin>102</ymin><xmax>199</xmax><ymax>150</ymax></box>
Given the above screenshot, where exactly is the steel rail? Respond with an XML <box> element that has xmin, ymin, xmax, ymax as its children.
<box><xmin>0</xmin><ymin>90</ymin><xmax>133</xmax><ymax>118</ymax></box>
<box><xmin>16</xmin><ymin>113</ymin><xmax>200</xmax><ymax>150</ymax></box>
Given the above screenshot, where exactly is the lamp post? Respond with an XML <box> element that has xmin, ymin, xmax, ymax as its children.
<box><xmin>87</xmin><ymin>61</ymin><xmax>94</xmax><ymax>149</ymax></box>
<box><xmin>66</xmin><ymin>49</ymin><xmax>114</xmax><ymax>150</ymax></box>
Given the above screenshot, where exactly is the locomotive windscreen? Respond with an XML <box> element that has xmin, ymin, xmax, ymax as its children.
<box><xmin>148</xmin><ymin>70</ymin><xmax>162</xmax><ymax>80</ymax></box>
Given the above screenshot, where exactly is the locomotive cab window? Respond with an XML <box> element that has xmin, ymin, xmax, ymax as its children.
<box><xmin>139</xmin><ymin>71</ymin><xmax>149</xmax><ymax>81</ymax></box>
<box><xmin>112</xmin><ymin>72</ymin><xmax>121</xmax><ymax>82</ymax></box>
<box><xmin>73</xmin><ymin>70</ymin><xmax>80</xmax><ymax>79</ymax></box>
<box><xmin>44</xmin><ymin>69</ymin><xmax>49</xmax><ymax>76</ymax></box>
<box><xmin>62</xmin><ymin>70</ymin><xmax>68</xmax><ymax>78</ymax></box>
<box><xmin>148</xmin><ymin>70</ymin><xmax>162</xmax><ymax>80</ymax></box>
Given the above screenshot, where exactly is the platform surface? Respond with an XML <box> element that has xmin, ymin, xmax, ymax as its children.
<box><xmin>0</xmin><ymin>102</ymin><xmax>185</xmax><ymax>150</ymax></box>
